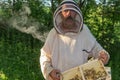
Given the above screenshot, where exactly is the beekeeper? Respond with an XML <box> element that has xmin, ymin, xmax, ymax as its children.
<box><xmin>40</xmin><ymin>0</ymin><xmax>110</xmax><ymax>80</ymax></box>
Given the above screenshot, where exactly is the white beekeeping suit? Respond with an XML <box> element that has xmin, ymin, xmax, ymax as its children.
<box><xmin>40</xmin><ymin>0</ymin><xmax>110</xmax><ymax>80</ymax></box>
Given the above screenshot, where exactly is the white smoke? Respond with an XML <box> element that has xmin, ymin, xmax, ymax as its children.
<box><xmin>9</xmin><ymin>3</ymin><xmax>48</xmax><ymax>42</ymax></box>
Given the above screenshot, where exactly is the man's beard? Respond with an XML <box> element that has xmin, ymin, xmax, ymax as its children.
<box><xmin>62</xmin><ymin>16</ymin><xmax>76</xmax><ymax>29</ymax></box>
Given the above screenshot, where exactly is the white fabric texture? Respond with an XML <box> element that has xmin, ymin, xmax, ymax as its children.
<box><xmin>40</xmin><ymin>24</ymin><xmax>109</xmax><ymax>80</ymax></box>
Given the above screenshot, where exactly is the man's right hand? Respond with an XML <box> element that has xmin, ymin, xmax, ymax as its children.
<box><xmin>49</xmin><ymin>69</ymin><xmax>61</xmax><ymax>80</ymax></box>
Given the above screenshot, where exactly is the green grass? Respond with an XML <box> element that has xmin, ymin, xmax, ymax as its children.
<box><xmin>0</xmin><ymin>33</ymin><xmax>44</xmax><ymax>80</ymax></box>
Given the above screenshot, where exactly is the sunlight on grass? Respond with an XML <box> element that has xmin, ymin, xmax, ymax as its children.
<box><xmin>0</xmin><ymin>71</ymin><xmax>8</xmax><ymax>80</ymax></box>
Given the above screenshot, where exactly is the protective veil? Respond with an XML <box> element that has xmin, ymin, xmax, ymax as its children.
<box><xmin>53</xmin><ymin>0</ymin><xmax>83</xmax><ymax>34</ymax></box>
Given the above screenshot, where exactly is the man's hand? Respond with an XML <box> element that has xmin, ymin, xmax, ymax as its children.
<box><xmin>98</xmin><ymin>51</ymin><xmax>109</xmax><ymax>65</ymax></box>
<box><xmin>49</xmin><ymin>69</ymin><xmax>61</xmax><ymax>80</ymax></box>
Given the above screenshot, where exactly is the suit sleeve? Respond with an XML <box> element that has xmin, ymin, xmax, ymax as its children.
<box><xmin>40</xmin><ymin>29</ymin><xmax>56</xmax><ymax>80</ymax></box>
<box><xmin>84</xmin><ymin>25</ymin><xmax>110</xmax><ymax>63</ymax></box>
<box><xmin>91</xmin><ymin>41</ymin><xmax>110</xmax><ymax>64</ymax></box>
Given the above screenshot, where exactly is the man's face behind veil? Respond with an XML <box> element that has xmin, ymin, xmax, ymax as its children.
<box><xmin>61</xmin><ymin>5</ymin><xmax>77</xmax><ymax>29</ymax></box>
<box><xmin>53</xmin><ymin>1</ymin><xmax>83</xmax><ymax>34</ymax></box>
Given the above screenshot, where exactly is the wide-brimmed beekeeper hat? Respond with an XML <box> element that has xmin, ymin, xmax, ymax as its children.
<box><xmin>53</xmin><ymin>0</ymin><xmax>83</xmax><ymax>34</ymax></box>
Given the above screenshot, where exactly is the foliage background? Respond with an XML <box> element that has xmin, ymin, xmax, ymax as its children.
<box><xmin>0</xmin><ymin>0</ymin><xmax>120</xmax><ymax>80</ymax></box>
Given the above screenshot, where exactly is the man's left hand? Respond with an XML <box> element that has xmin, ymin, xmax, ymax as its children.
<box><xmin>98</xmin><ymin>51</ymin><xmax>109</xmax><ymax>65</ymax></box>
